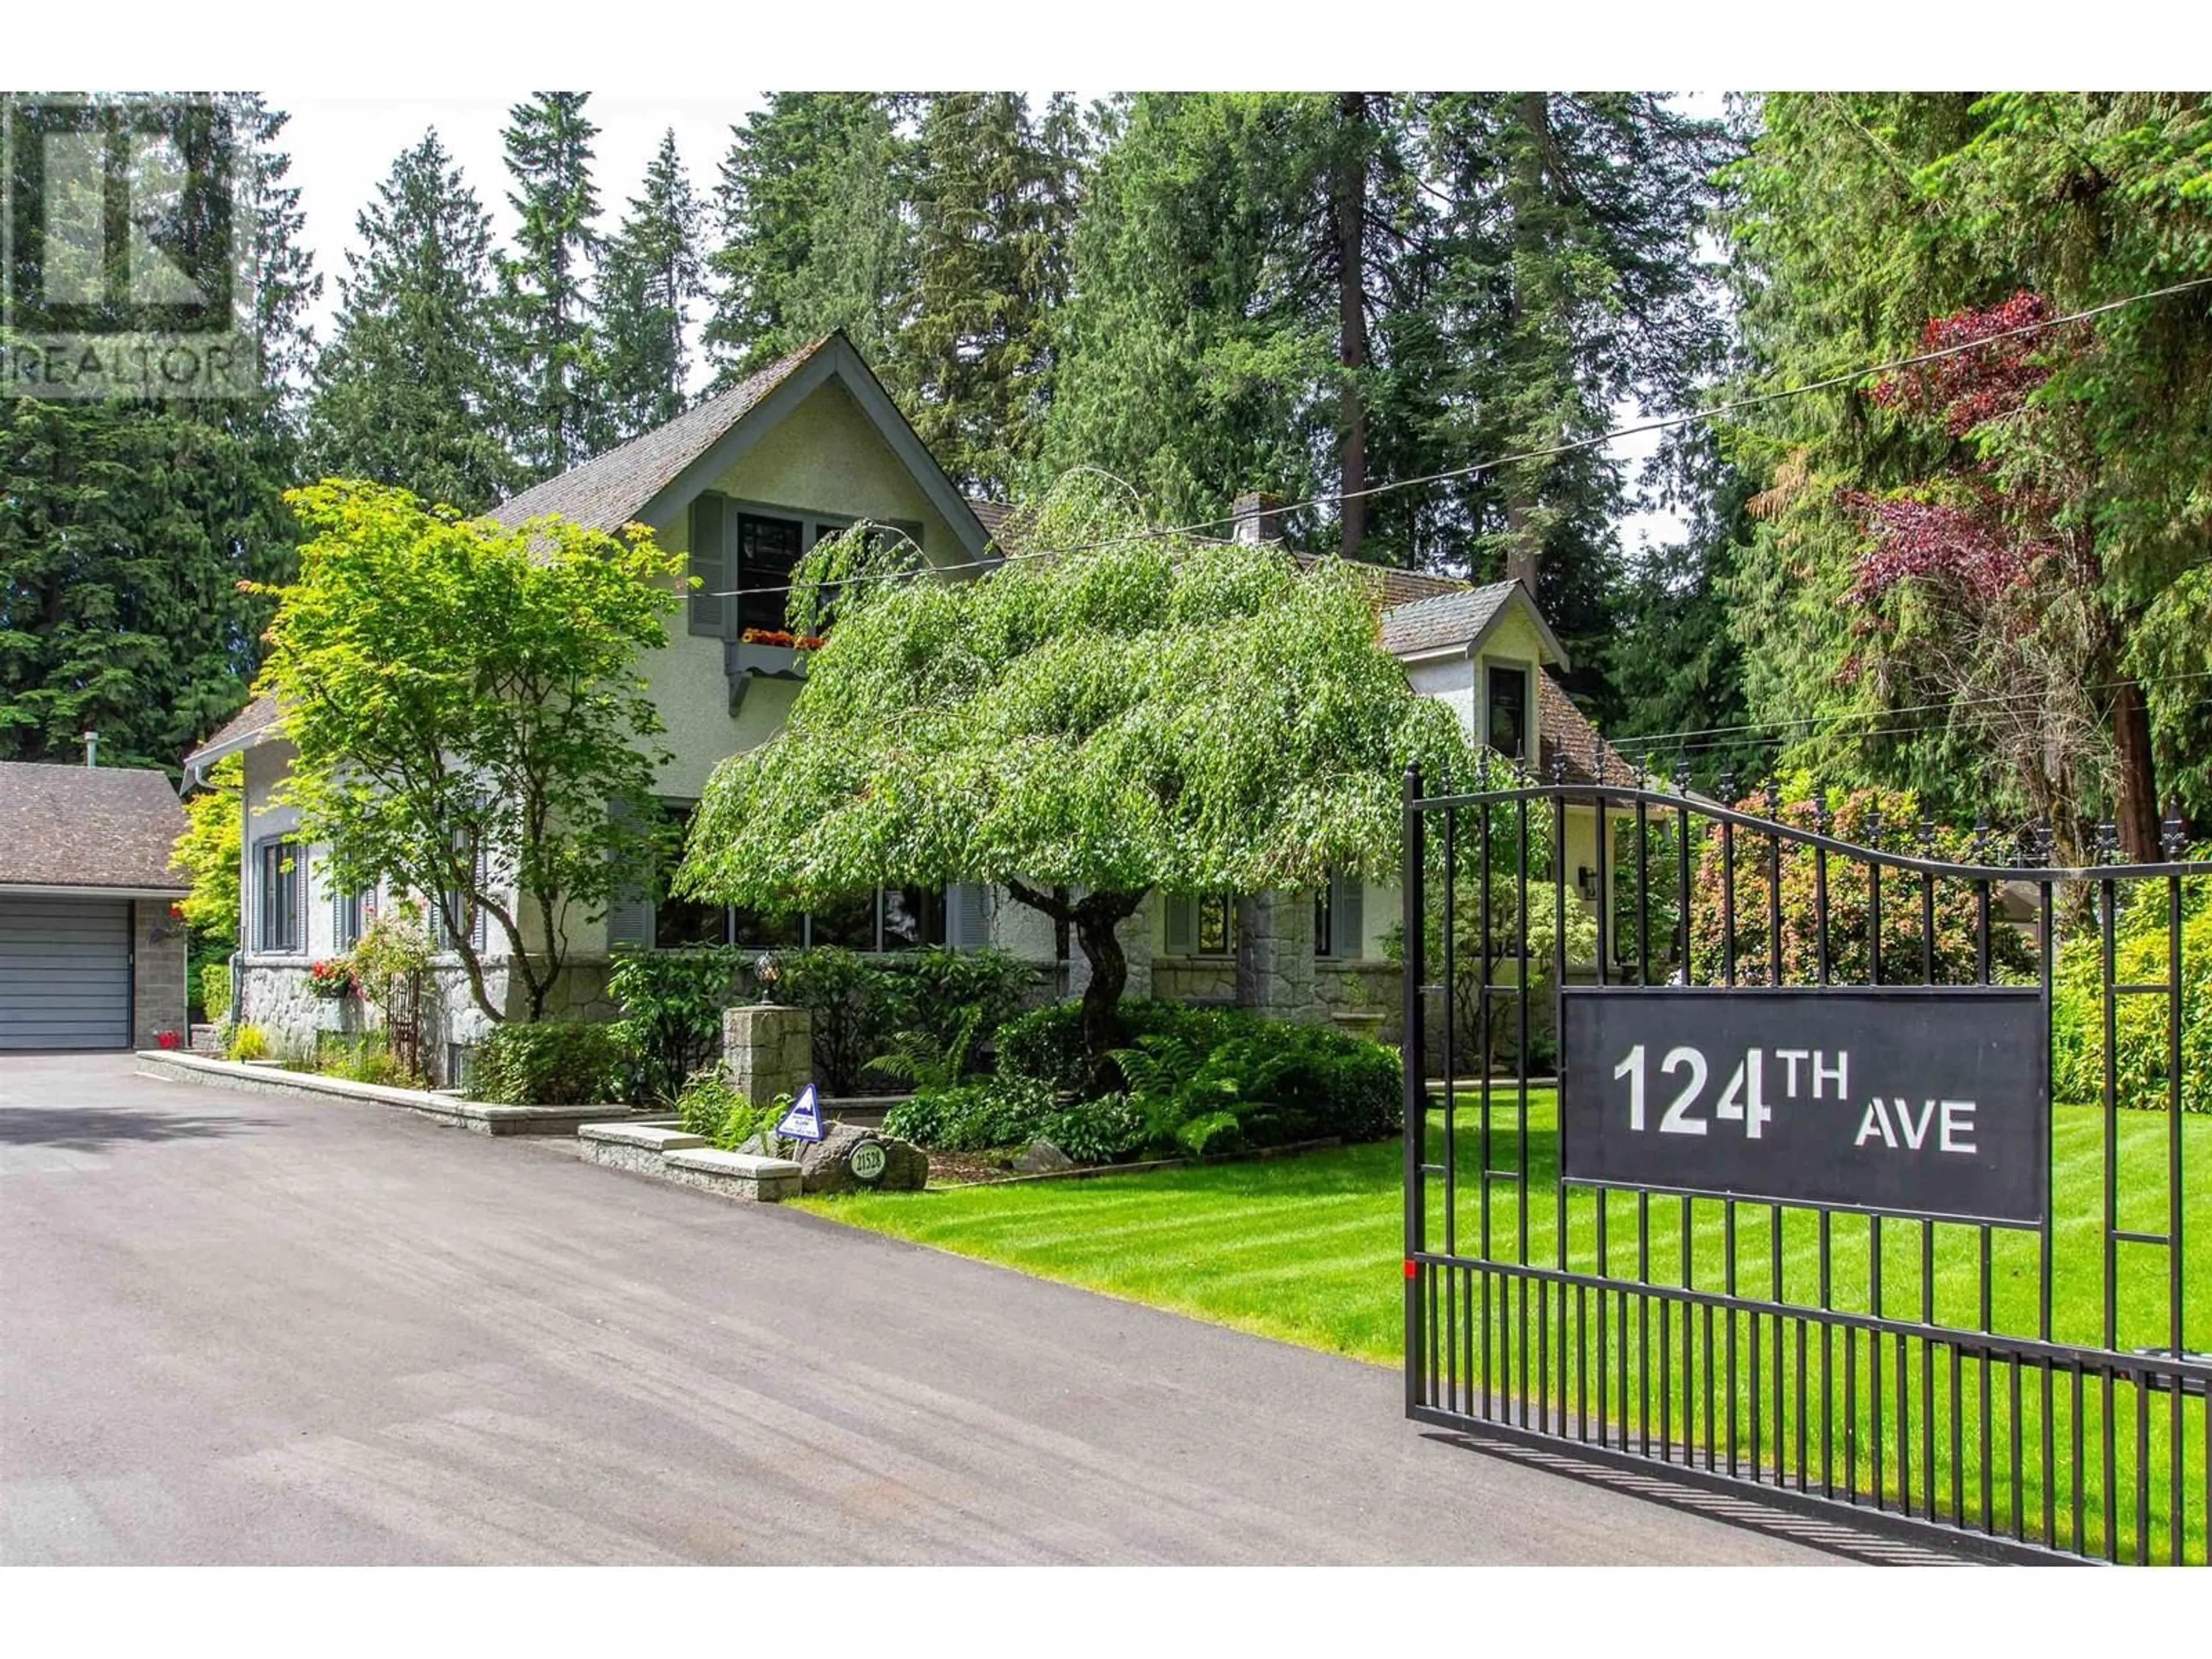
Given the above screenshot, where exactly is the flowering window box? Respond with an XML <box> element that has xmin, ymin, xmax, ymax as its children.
<box><xmin>726</xmin><ymin>630</ymin><xmax>821</xmax><ymax>714</ymax></box>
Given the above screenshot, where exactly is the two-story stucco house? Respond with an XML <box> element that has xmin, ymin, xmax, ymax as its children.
<box><xmin>183</xmin><ymin>332</ymin><xmax>1624</xmax><ymax>1077</ymax></box>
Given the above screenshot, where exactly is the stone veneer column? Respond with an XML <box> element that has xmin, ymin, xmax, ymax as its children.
<box><xmin>1235</xmin><ymin>890</ymin><xmax>1320</xmax><ymax>1022</ymax></box>
<box><xmin>722</xmin><ymin>1003</ymin><xmax>815</xmax><ymax>1105</ymax></box>
<box><xmin>131</xmin><ymin>899</ymin><xmax>188</xmax><ymax>1048</ymax></box>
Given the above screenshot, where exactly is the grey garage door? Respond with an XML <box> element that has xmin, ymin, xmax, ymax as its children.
<box><xmin>0</xmin><ymin>897</ymin><xmax>132</xmax><ymax>1050</ymax></box>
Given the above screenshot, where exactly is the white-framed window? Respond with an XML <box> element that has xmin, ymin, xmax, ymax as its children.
<box><xmin>620</xmin><ymin>798</ymin><xmax>982</xmax><ymax>953</ymax></box>
<box><xmin>1484</xmin><ymin>661</ymin><xmax>1533</xmax><ymax>763</ymax></box>
<box><xmin>441</xmin><ymin>836</ymin><xmax>487</xmax><ymax>952</ymax></box>
<box><xmin>253</xmin><ymin>836</ymin><xmax>303</xmax><ymax>953</ymax></box>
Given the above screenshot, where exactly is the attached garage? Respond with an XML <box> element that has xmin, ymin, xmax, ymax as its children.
<box><xmin>0</xmin><ymin>762</ymin><xmax>190</xmax><ymax>1053</ymax></box>
<box><xmin>0</xmin><ymin>896</ymin><xmax>134</xmax><ymax>1050</ymax></box>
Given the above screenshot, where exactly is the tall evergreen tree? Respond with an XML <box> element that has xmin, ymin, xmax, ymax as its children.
<box><xmin>495</xmin><ymin>92</ymin><xmax>604</xmax><ymax>480</ymax></box>
<box><xmin>1044</xmin><ymin>90</ymin><xmax>1725</xmax><ymax>714</ymax></box>
<box><xmin>1041</xmin><ymin>94</ymin><xmax>1343</xmax><ymax>535</ymax></box>
<box><xmin>598</xmin><ymin>128</ymin><xmax>705</xmax><ymax>441</ymax></box>
<box><xmin>704</xmin><ymin>93</ymin><xmax>915</xmax><ymax>382</ymax></box>
<box><xmin>1722</xmin><ymin>93</ymin><xmax>2212</xmax><ymax>846</ymax></box>
<box><xmin>308</xmin><ymin>128</ymin><xmax>510</xmax><ymax>512</ymax></box>
<box><xmin>1</xmin><ymin>92</ymin><xmax>317</xmax><ymax>769</ymax></box>
<box><xmin>897</xmin><ymin>92</ymin><xmax>1087</xmax><ymax>495</ymax></box>
<box><xmin>1412</xmin><ymin>93</ymin><xmax>1733</xmax><ymax>710</ymax></box>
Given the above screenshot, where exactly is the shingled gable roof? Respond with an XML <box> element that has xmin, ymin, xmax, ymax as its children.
<box><xmin>0</xmin><ymin>761</ymin><xmax>189</xmax><ymax>893</ymax></box>
<box><xmin>488</xmin><ymin>332</ymin><xmax>993</xmax><ymax>560</ymax></box>
<box><xmin>181</xmin><ymin>335</ymin><xmax>995</xmax><ymax>774</ymax></box>
<box><xmin>1375</xmin><ymin>579</ymin><xmax>1570</xmax><ymax>669</ymax></box>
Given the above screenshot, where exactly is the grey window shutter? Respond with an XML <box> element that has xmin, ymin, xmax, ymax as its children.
<box><xmin>605</xmin><ymin>797</ymin><xmax>655</xmax><ymax>948</ymax></box>
<box><xmin>689</xmin><ymin>493</ymin><xmax>729</xmax><ymax>638</ymax></box>
<box><xmin>1165</xmin><ymin>893</ymin><xmax>1195</xmax><ymax>955</ymax></box>
<box><xmin>947</xmin><ymin>881</ymin><xmax>989</xmax><ymax>949</ymax></box>
<box><xmin>1333</xmin><ymin>874</ymin><xmax>1364</xmax><ymax>960</ymax></box>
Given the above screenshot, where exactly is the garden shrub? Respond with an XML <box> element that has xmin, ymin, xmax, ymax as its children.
<box><xmin>471</xmin><ymin>1020</ymin><xmax>631</xmax><ymax>1105</ymax></box>
<box><xmin>1035</xmin><ymin>1094</ymin><xmax>1150</xmax><ymax>1163</ymax></box>
<box><xmin>199</xmin><ymin>962</ymin><xmax>233</xmax><ymax>1025</ymax></box>
<box><xmin>1685</xmin><ymin>779</ymin><xmax>2039</xmax><ymax>988</ymax></box>
<box><xmin>882</xmin><ymin>1075</ymin><xmax>1058</xmax><ymax>1153</ymax></box>
<box><xmin>2052</xmin><ymin>874</ymin><xmax>2210</xmax><ymax>1113</ymax></box>
<box><xmin>226</xmin><ymin>1023</ymin><xmax>269</xmax><ymax>1061</ymax></box>
<box><xmin>764</xmin><ymin>945</ymin><xmax>1035</xmax><ymax>1093</ymax></box>
<box><xmin>608</xmin><ymin>946</ymin><xmax>744</xmax><ymax>1105</ymax></box>
<box><xmin>320</xmin><ymin>1032</ymin><xmax>412</xmax><ymax>1088</ymax></box>
<box><xmin>1119</xmin><ymin>1017</ymin><xmax>1400</xmax><ymax>1149</ymax></box>
<box><xmin>996</xmin><ymin>997</ymin><xmax>1212</xmax><ymax>1094</ymax></box>
<box><xmin>918</xmin><ymin>999</ymin><xmax>1401</xmax><ymax>1159</ymax></box>
<box><xmin>765</xmin><ymin>946</ymin><xmax>885</xmax><ymax>1093</ymax></box>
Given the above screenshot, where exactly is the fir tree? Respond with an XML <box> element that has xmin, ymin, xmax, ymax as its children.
<box><xmin>308</xmin><ymin>128</ymin><xmax>511</xmax><ymax>512</ymax></box>
<box><xmin>704</xmin><ymin>93</ymin><xmax>915</xmax><ymax>382</ymax></box>
<box><xmin>1041</xmin><ymin>94</ymin><xmax>1337</xmax><ymax>533</ymax></box>
<box><xmin>599</xmin><ymin>128</ymin><xmax>705</xmax><ymax>441</ymax></box>
<box><xmin>495</xmin><ymin>91</ymin><xmax>604</xmax><ymax>480</ymax></box>
<box><xmin>0</xmin><ymin>93</ymin><xmax>318</xmax><ymax>768</ymax></box>
<box><xmin>896</xmin><ymin>92</ymin><xmax>1086</xmax><ymax>496</ymax></box>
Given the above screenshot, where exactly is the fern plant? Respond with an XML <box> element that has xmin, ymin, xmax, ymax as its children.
<box><xmin>868</xmin><ymin>1004</ymin><xmax>983</xmax><ymax>1091</ymax></box>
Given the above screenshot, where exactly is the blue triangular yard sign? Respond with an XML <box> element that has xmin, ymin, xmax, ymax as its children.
<box><xmin>776</xmin><ymin>1082</ymin><xmax>824</xmax><ymax>1142</ymax></box>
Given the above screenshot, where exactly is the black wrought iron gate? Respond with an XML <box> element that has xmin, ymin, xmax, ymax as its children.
<box><xmin>1400</xmin><ymin>764</ymin><xmax>2209</xmax><ymax>1565</ymax></box>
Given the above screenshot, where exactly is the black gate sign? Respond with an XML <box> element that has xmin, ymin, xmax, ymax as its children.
<box><xmin>1560</xmin><ymin>987</ymin><xmax>2048</xmax><ymax>1225</ymax></box>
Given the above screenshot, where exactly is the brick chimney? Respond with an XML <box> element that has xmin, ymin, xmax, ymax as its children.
<box><xmin>1231</xmin><ymin>490</ymin><xmax>1286</xmax><ymax>546</ymax></box>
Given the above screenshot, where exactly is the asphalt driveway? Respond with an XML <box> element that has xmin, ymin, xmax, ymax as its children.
<box><xmin>0</xmin><ymin>1054</ymin><xmax>1846</xmax><ymax>1565</ymax></box>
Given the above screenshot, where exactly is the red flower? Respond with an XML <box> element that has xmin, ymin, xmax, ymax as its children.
<box><xmin>740</xmin><ymin>627</ymin><xmax>827</xmax><ymax>652</ymax></box>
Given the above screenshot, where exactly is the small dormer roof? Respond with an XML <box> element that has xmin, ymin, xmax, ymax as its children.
<box><xmin>1377</xmin><ymin>579</ymin><xmax>1570</xmax><ymax>671</ymax></box>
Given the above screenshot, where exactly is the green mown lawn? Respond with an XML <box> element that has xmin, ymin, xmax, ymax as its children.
<box><xmin>801</xmin><ymin>1093</ymin><xmax>2210</xmax><ymax>1562</ymax></box>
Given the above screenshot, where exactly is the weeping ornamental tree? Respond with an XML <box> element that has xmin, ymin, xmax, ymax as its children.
<box><xmin>678</xmin><ymin>477</ymin><xmax>1471</xmax><ymax>1083</ymax></box>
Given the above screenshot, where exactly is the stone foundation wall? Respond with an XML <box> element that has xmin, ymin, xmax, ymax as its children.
<box><xmin>1315</xmin><ymin>959</ymin><xmax>1402</xmax><ymax>1046</ymax></box>
<box><xmin>1150</xmin><ymin>956</ymin><xmax>1237</xmax><ymax>1006</ymax></box>
<box><xmin>237</xmin><ymin>955</ymin><xmax>623</xmax><ymax>1084</ymax></box>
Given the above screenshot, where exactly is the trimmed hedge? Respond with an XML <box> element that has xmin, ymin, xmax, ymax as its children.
<box><xmin>470</xmin><ymin>1020</ymin><xmax>632</xmax><ymax>1105</ymax></box>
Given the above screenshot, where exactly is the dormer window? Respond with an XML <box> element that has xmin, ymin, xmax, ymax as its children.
<box><xmin>691</xmin><ymin>491</ymin><xmax>926</xmax><ymax>643</ymax></box>
<box><xmin>1486</xmin><ymin>662</ymin><xmax>1531</xmax><ymax>761</ymax></box>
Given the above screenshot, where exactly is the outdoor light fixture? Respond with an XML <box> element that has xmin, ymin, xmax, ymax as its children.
<box><xmin>1576</xmin><ymin>865</ymin><xmax>1596</xmax><ymax>900</ymax></box>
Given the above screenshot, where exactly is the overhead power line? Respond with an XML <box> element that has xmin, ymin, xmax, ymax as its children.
<box><xmin>713</xmin><ymin>273</ymin><xmax>2212</xmax><ymax>604</ymax></box>
<box><xmin>1609</xmin><ymin>670</ymin><xmax>2212</xmax><ymax>756</ymax></box>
